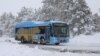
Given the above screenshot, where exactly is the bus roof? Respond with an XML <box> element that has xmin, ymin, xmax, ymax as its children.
<box><xmin>15</xmin><ymin>21</ymin><xmax>66</xmax><ymax>28</ymax></box>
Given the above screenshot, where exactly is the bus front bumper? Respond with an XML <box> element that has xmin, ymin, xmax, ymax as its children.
<box><xmin>49</xmin><ymin>37</ymin><xmax>69</xmax><ymax>44</ymax></box>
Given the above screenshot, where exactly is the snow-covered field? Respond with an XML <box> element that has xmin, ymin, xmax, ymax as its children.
<box><xmin>0</xmin><ymin>33</ymin><xmax>100</xmax><ymax>56</ymax></box>
<box><xmin>69</xmin><ymin>33</ymin><xmax>100</xmax><ymax>44</ymax></box>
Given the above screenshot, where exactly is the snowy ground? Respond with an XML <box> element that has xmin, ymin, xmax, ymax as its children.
<box><xmin>0</xmin><ymin>33</ymin><xmax>100</xmax><ymax>56</ymax></box>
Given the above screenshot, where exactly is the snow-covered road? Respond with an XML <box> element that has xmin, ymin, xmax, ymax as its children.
<box><xmin>0</xmin><ymin>33</ymin><xmax>100</xmax><ymax>56</ymax></box>
<box><xmin>22</xmin><ymin>42</ymin><xmax>100</xmax><ymax>54</ymax></box>
<box><xmin>0</xmin><ymin>41</ymin><xmax>100</xmax><ymax>56</ymax></box>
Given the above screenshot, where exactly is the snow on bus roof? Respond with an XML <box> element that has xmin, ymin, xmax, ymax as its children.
<box><xmin>49</xmin><ymin>21</ymin><xmax>66</xmax><ymax>23</ymax></box>
<box><xmin>15</xmin><ymin>21</ymin><xmax>66</xmax><ymax>28</ymax></box>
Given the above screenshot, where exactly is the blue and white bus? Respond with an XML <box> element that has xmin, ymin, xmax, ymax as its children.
<box><xmin>15</xmin><ymin>21</ymin><xmax>69</xmax><ymax>45</ymax></box>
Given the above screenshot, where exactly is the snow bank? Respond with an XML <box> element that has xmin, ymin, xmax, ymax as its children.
<box><xmin>60</xmin><ymin>33</ymin><xmax>100</xmax><ymax>52</ymax></box>
<box><xmin>69</xmin><ymin>33</ymin><xmax>100</xmax><ymax>45</ymax></box>
<box><xmin>0</xmin><ymin>35</ymin><xmax>19</xmax><ymax>43</ymax></box>
<box><xmin>0</xmin><ymin>42</ymin><xmax>50</xmax><ymax>56</ymax></box>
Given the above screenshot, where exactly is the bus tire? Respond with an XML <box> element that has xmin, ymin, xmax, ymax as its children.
<box><xmin>32</xmin><ymin>40</ymin><xmax>38</xmax><ymax>44</ymax></box>
<box><xmin>55</xmin><ymin>43</ymin><xmax>59</xmax><ymax>45</ymax></box>
<box><xmin>21</xmin><ymin>37</ymin><xmax>25</xmax><ymax>43</ymax></box>
<box><xmin>32</xmin><ymin>42</ymin><xmax>38</xmax><ymax>44</ymax></box>
<box><xmin>40</xmin><ymin>37</ymin><xmax>46</xmax><ymax>45</ymax></box>
<box><xmin>15</xmin><ymin>36</ymin><xmax>18</xmax><ymax>40</ymax></box>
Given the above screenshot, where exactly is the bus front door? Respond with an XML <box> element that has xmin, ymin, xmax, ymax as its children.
<box><xmin>45</xmin><ymin>27</ymin><xmax>50</xmax><ymax>43</ymax></box>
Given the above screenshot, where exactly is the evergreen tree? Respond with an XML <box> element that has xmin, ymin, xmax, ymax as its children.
<box><xmin>70</xmin><ymin>0</ymin><xmax>92</xmax><ymax>35</ymax></box>
<box><xmin>93</xmin><ymin>13</ymin><xmax>100</xmax><ymax>32</ymax></box>
<box><xmin>0</xmin><ymin>12</ymin><xmax>15</xmax><ymax>35</ymax></box>
<box><xmin>7</xmin><ymin>13</ymin><xmax>15</xmax><ymax>36</ymax></box>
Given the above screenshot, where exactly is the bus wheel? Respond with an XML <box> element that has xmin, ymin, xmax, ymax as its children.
<box><xmin>32</xmin><ymin>41</ymin><xmax>38</xmax><ymax>44</ymax></box>
<box><xmin>55</xmin><ymin>43</ymin><xmax>59</xmax><ymax>45</ymax></box>
<box><xmin>40</xmin><ymin>37</ymin><xmax>46</xmax><ymax>45</ymax></box>
<box><xmin>15</xmin><ymin>36</ymin><xmax>18</xmax><ymax>40</ymax></box>
<box><xmin>33</xmin><ymin>42</ymin><xmax>38</xmax><ymax>44</ymax></box>
<box><xmin>21</xmin><ymin>37</ymin><xmax>25</xmax><ymax>43</ymax></box>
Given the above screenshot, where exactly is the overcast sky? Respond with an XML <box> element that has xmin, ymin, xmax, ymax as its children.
<box><xmin>0</xmin><ymin>0</ymin><xmax>43</xmax><ymax>15</ymax></box>
<box><xmin>85</xmin><ymin>0</ymin><xmax>100</xmax><ymax>15</ymax></box>
<box><xmin>0</xmin><ymin>0</ymin><xmax>100</xmax><ymax>16</ymax></box>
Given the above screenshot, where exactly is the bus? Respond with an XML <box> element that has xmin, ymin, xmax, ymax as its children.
<box><xmin>15</xmin><ymin>21</ymin><xmax>69</xmax><ymax>45</ymax></box>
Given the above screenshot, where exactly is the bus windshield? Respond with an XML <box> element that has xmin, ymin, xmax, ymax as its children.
<box><xmin>53</xmin><ymin>23</ymin><xmax>68</xmax><ymax>37</ymax></box>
